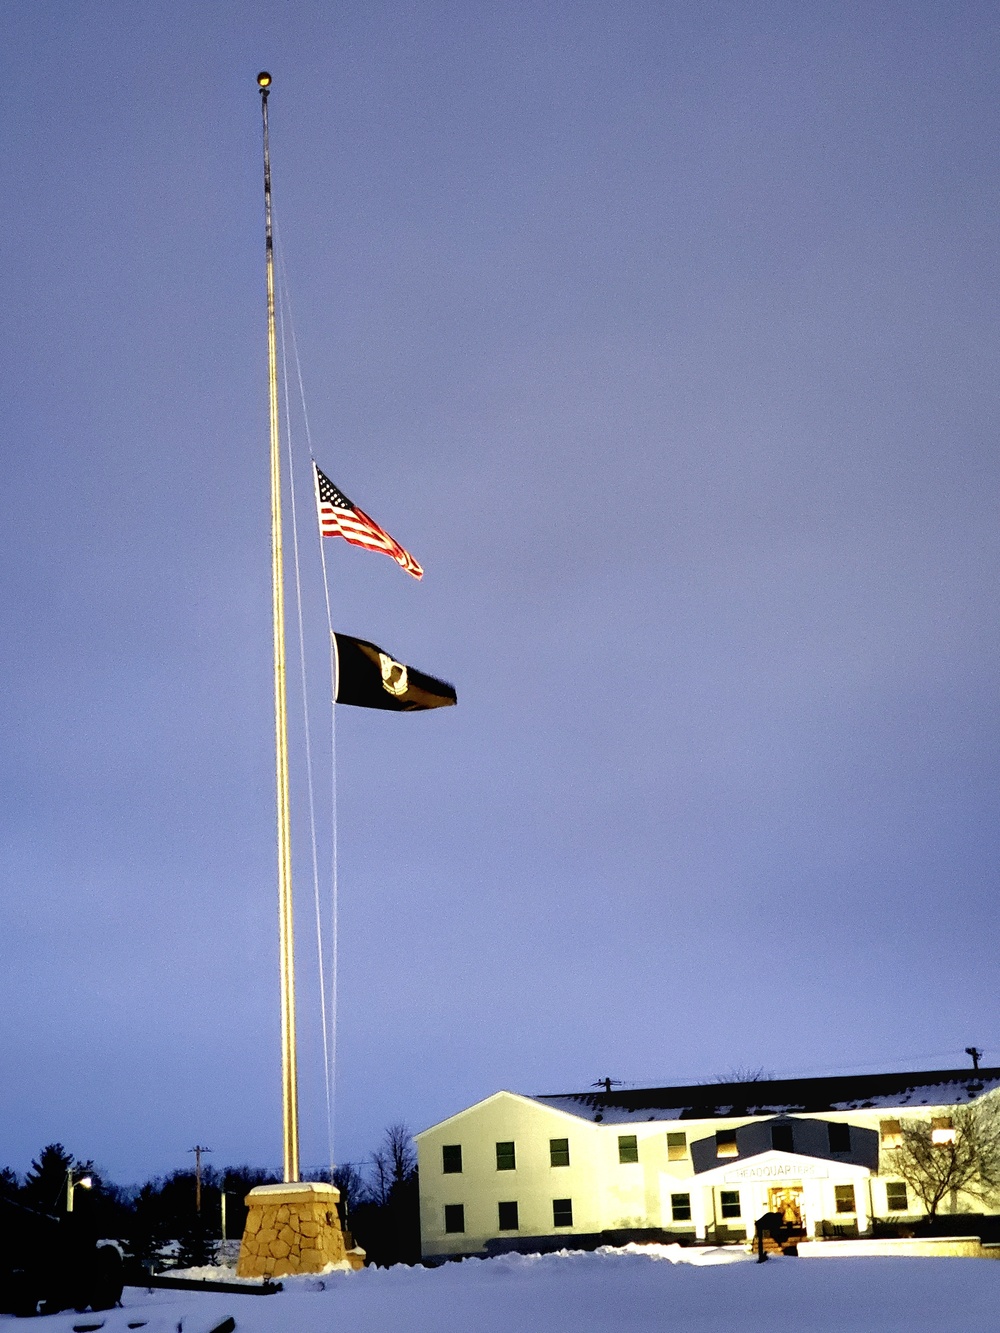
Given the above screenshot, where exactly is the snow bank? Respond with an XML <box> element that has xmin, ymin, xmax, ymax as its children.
<box><xmin>7</xmin><ymin>1244</ymin><xmax>1000</xmax><ymax>1333</ymax></box>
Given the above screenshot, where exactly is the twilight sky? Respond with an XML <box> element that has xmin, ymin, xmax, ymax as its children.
<box><xmin>3</xmin><ymin>0</ymin><xmax>1000</xmax><ymax>1185</ymax></box>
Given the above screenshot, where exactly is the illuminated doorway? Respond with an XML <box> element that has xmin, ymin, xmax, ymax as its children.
<box><xmin>768</xmin><ymin>1186</ymin><xmax>804</xmax><ymax>1231</ymax></box>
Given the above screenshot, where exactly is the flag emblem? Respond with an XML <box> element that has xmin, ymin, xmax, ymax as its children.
<box><xmin>313</xmin><ymin>465</ymin><xmax>423</xmax><ymax>579</ymax></box>
<box><xmin>333</xmin><ymin>633</ymin><xmax>456</xmax><ymax>711</ymax></box>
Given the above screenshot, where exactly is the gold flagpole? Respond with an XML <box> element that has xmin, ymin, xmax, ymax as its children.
<box><xmin>258</xmin><ymin>70</ymin><xmax>299</xmax><ymax>1183</ymax></box>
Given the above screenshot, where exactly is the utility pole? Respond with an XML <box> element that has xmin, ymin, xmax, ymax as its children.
<box><xmin>189</xmin><ymin>1145</ymin><xmax>212</xmax><ymax>1215</ymax></box>
<box><xmin>592</xmin><ymin>1078</ymin><xmax>623</xmax><ymax>1095</ymax></box>
<box><xmin>966</xmin><ymin>1047</ymin><xmax>984</xmax><ymax>1072</ymax></box>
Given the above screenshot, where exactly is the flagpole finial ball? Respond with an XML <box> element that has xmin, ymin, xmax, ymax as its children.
<box><xmin>257</xmin><ymin>71</ymin><xmax>272</xmax><ymax>89</ymax></box>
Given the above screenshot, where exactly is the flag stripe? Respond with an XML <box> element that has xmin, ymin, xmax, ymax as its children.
<box><xmin>313</xmin><ymin>464</ymin><xmax>423</xmax><ymax>579</ymax></box>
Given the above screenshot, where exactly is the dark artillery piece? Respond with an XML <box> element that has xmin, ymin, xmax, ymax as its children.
<box><xmin>0</xmin><ymin>1193</ymin><xmax>124</xmax><ymax>1317</ymax></box>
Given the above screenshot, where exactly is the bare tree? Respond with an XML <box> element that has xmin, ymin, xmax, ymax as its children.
<box><xmin>711</xmin><ymin>1066</ymin><xmax>774</xmax><ymax>1084</ymax></box>
<box><xmin>368</xmin><ymin>1148</ymin><xmax>392</xmax><ymax>1208</ymax></box>
<box><xmin>366</xmin><ymin>1124</ymin><xmax>416</xmax><ymax>1208</ymax></box>
<box><xmin>331</xmin><ymin>1162</ymin><xmax>366</xmax><ymax>1218</ymax></box>
<box><xmin>383</xmin><ymin>1123</ymin><xmax>417</xmax><ymax>1188</ymax></box>
<box><xmin>883</xmin><ymin>1103</ymin><xmax>1000</xmax><ymax>1218</ymax></box>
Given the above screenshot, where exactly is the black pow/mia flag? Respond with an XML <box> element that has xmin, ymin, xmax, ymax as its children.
<box><xmin>333</xmin><ymin>633</ymin><xmax>457</xmax><ymax>712</ymax></box>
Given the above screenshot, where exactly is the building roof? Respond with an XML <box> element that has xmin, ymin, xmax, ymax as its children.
<box><xmin>534</xmin><ymin>1068</ymin><xmax>1000</xmax><ymax>1123</ymax></box>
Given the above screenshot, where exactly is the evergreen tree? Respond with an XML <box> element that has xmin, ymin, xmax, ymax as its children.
<box><xmin>176</xmin><ymin>1215</ymin><xmax>215</xmax><ymax>1270</ymax></box>
<box><xmin>219</xmin><ymin>1166</ymin><xmax>280</xmax><ymax>1244</ymax></box>
<box><xmin>22</xmin><ymin>1143</ymin><xmax>74</xmax><ymax>1213</ymax></box>
<box><xmin>128</xmin><ymin>1182</ymin><xmax>169</xmax><ymax>1271</ymax></box>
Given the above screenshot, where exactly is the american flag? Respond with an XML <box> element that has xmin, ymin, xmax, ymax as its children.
<box><xmin>313</xmin><ymin>464</ymin><xmax>423</xmax><ymax>580</ymax></box>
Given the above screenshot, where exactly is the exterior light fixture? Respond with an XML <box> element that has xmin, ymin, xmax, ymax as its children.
<box><xmin>66</xmin><ymin>1171</ymin><xmax>93</xmax><ymax>1213</ymax></box>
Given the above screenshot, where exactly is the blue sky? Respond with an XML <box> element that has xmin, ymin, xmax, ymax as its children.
<box><xmin>3</xmin><ymin>0</ymin><xmax>1000</xmax><ymax>1184</ymax></box>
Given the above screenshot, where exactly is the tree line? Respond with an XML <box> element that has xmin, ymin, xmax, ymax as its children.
<box><xmin>0</xmin><ymin>1123</ymin><xmax>419</xmax><ymax>1270</ymax></box>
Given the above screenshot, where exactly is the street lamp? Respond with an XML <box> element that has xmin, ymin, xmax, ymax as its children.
<box><xmin>66</xmin><ymin>1169</ymin><xmax>93</xmax><ymax>1213</ymax></box>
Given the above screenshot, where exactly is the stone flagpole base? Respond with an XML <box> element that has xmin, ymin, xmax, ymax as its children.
<box><xmin>236</xmin><ymin>1181</ymin><xmax>365</xmax><ymax>1278</ymax></box>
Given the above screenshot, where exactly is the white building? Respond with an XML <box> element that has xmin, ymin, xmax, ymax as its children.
<box><xmin>415</xmin><ymin>1068</ymin><xmax>1000</xmax><ymax>1259</ymax></box>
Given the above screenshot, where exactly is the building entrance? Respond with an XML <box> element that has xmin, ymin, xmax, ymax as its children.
<box><xmin>768</xmin><ymin>1186</ymin><xmax>804</xmax><ymax>1230</ymax></box>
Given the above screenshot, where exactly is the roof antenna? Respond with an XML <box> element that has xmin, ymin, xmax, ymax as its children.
<box><xmin>592</xmin><ymin>1078</ymin><xmax>624</xmax><ymax>1094</ymax></box>
<box><xmin>965</xmin><ymin>1047</ymin><xmax>983</xmax><ymax>1071</ymax></box>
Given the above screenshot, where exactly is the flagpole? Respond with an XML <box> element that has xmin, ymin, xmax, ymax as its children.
<box><xmin>258</xmin><ymin>70</ymin><xmax>299</xmax><ymax>1184</ymax></box>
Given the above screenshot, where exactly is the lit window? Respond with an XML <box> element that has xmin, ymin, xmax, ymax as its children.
<box><xmin>885</xmin><ymin>1182</ymin><xmax>908</xmax><ymax>1212</ymax></box>
<box><xmin>671</xmin><ymin>1193</ymin><xmax>692</xmax><ymax>1222</ymax></box>
<box><xmin>719</xmin><ymin>1190</ymin><xmax>741</xmax><ymax>1219</ymax></box>
<box><xmin>667</xmin><ymin>1132</ymin><xmax>687</xmax><ymax>1161</ymax></box>
<box><xmin>880</xmin><ymin>1119</ymin><xmax>902</xmax><ymax>1148</ymax></box>
<box><xmin>496</xmin><ymin>1141</ymin><xmax>516</xmax><ymax>1171</ymax></box>
<box><xmin>444</xmin><ymin>1204</ymin><xmax>465</xmax><ymax>1233</ymax></box>
<box><xmin>932</xmin><ymin>1117</ymin><xmax>956</xmax><ymax>1145</ymax></box>
<box><xmin>498</xmin><ymin>1201</ymin><xmax>518</xmax><ymax>1231</ymax></box>
<box><xmin>828</xmin><ymin>1123</ymin><xmax>851</xmax><ymax>1154</ymax></box>
<box><xmin>835</xmin><ymin>1185</ymin><xmax>856</xmax><ymax>1215</ymax></box>
<box><xmin>550</xmin><ymin>1138</ymin><xmax>570</xmax><ymax>1167</ymax></box>
<box><xmin>771</xmin><ymin>1123</ymin><xmax>794</xmax><ymax>1153</ymax></box>
<box><xmin>442</xmin><ymin>1145</ymin><xmax>462</xmax><ymax>1174</ymax></box>
<box><xmin>716</xmin><ymin>1130</ymin><xmax>738</xmax><ymax>1159</ymax></box>
<box><xmin>553</xmin><ymin>1198</ymin><xmax>573</xmax><ymax>1227</ymax></box>
<box><xmin>618</xmin><ymin>1135</ymin><xmax>639</xmax><ymax>1164</ymax></box>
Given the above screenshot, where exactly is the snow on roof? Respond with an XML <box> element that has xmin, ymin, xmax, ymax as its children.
<box><xmin>532</xmin><ymin>1069</ymin><xmax>1000</xmax><ymax>1123</ymax></box>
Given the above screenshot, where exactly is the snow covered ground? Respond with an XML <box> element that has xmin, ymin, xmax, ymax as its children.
<box><xmin>6</xmin><ymin>1244</ymin><xmax>1000</xmax><ymax>1333</ymax></box>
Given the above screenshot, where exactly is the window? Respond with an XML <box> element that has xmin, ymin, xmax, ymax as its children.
<box><xmin>442</xmin><ymin>1144</ymin><xmax>462</xmax><ymax>1174</ymax></box>
<box><xmin>444</xmin><ymin>1204</ymin><xmax>465</xmax><ymax>1233</ymax></box>
<box><xmin>550</xmin><ymin>1138</ymin><xmax>570</xmax><ymax>1167</ymax></box>
<box><xmin>885</xmin><ymin>1181</ymin><xmax>908</xmax><ymax>1213</ymax></box>
<box><xmin>716</xmin><ymin>1129</ymin><xmax>738</xmax><ymax>1159</ymax></box>
<box><xmin>667</xmin><ymin>1132</ymin><xmax>687</xmax><ymax>1161</ymax></box>
<box><xmin>553</xmin><ymin>1198</ymin><xmax>573</xmax><ymax>1228</ymax></box>
<box><xmin>618</xmin><ymin>1134</ymin><xmax>639</xmax><ymax>1164</ymax></box>
<box><xmin>498</xmin><ymin>1201</ymin><xmax>519</xmax><ymax>1231</ymax></box>
<box><xmin>828</xmin><ymin>1123</ymin><xmax>851</xmax><ymax>1154</ymax></box>
<box><xmin>671</xmin><ymin>1193</ymin><xmax>692</xmax><ymax>1222</ymax></box>
<box><xmin>932</xmin><ymin>1116</ymin><xmax>956</xmax><ymax>1145</ymax></box>
<box><xmin>835</xmin><ymin>1185</ymin><xmax>856</xmax><ymax>1215</ymax></box>
<box><xmin>771</xmin><ymin>1123</ymin><xmax>794</xmax><ymax>1153</ymax></box>
<box><xmin>496</xmin><ymin>1141</ymin><xmax>516</xmax><ymax>1171</ymax></box>
<box><xmin>719</xmin><ymin>1190</ymin><xmax>741</xmax><ymax>1219</ymax></box>
<box><xmin>880</xmin><ymin>1119</ymin><xmax>902</xmax><ymax>1148</ymax></box>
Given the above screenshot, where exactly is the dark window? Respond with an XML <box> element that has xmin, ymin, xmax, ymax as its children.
<box><xmin>671</xmin><ymin>1193</ymin><xmax>692</xmax><ymax>1222</ymax></box>
<box><xmin>828</xmin><ymin>1123</ymin><xmax>851</xmax><ymax>1154</ymax></box>
<box><xmin>618</xmin><ymin>1134</ymin><xmax>639</xmax><ymax>1164</ymax></box>
<box><xmin>885</xmin><ymin>1182</ymin><xmax>908</xmax><ymax>1212</ymax></box>
<box><xmin>667</xmin><ymin>1132</ymin><xmax>687</xmax><ymax>1161</ymax></box>
<box><xmin>444</xmin><ymin>1204</ymin><xmax>465</xmax><ymax>1233</ymax></box>
<box><xmin>496</xmin><ymin>1141</ymin><xmax>516</xmax><ymax>1171</ymax></box>
<box><xmin>719</xmin><ymin>1190</ymin><xmax>741</xmax><ymax>1219</ymax></box>
<box><xmin>442</xmin><ymin>1144</ymin><xmax>462</xmax><ymax>1174</ymax></box>
<box><xmin>716</xmin><ymin>1130</ymin><xmax>738</xmax><ymax>1159</ymax></box>
<box><xmin>550</xmin><ymin>1138</ymin><xmax>570</xmax><ymax>1167</ymax></box>
<box><xmin>553</xmin><ymin>1198</ymin><xmax>573</xmax><ymax>1227</ymax></box>
<box><xmin>498</xmin><ymin>1201</ymin><xmax>519</xmax><ymax>1231</ymax></box>
<box><xmin>771</xmin><ymin>1123</ymin><xmax>794</xmax><ymax>1153</ymax></box>
<box><xmin>835</xmin><ymin>1185</ymin><xmax>856</xmax><ymax>1214</ymax></box>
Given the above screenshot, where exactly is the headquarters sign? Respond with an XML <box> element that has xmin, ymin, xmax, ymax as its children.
<box><xmin>724</xmin><ymin>1158</ymin><xmax>829</xmax><ymax>1183</ymax></box>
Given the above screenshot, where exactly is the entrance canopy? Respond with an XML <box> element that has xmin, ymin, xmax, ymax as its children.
<box><xmin>693</xmin><ymin>1148</ymin><xmax>872</xmax><ymax>1188</ymax></box>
